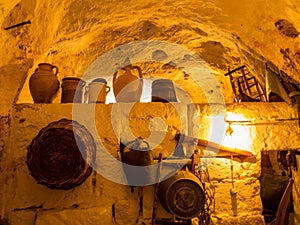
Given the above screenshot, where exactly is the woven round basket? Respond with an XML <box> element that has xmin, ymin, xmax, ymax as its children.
<box><xmin>27</xmin><ymin>119</ymin><xmax>96</xmax><ymax>190</ymax></box>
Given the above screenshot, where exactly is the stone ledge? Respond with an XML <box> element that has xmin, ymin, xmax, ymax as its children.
<box><xmin>212</xmin><ymin>214</ymin><xmax>265</xmax><ymax>225</ymax></box>
<box><xmin>35</xmin><ymin>207</ymin><xmax>113</xmax><ymax>225</ymax></box>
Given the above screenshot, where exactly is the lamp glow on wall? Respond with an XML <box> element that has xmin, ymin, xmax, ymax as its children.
<box><xmin>223</xmin><ymin>112</ymin><xmax>254</xmax><ymax>153</ymax></box>
<box><xmin>206</xmin><ymin>112</ymin><xmax>254</xmax><ymax>153</ymax></box>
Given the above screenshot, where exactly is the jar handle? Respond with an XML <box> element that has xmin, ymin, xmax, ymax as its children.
<box><xmin>106</xmin><ymin>86</ymin><xmax>111</xmax><ymax>94</ymax></box>
<box><xmin>52</xmin><ymin>65</ymin><xmax>59</xmax><ymax>76</ymax></box>
<box><xmin>113</xmin><ymin>65</ymin><xmax>142</xmax><ymax>81</ymax></box>
<box><xmin>84</xmin><ymin>86</ymin><xmax>89</xmax><ymax>103</ymax></box>
<box><xmin>113</xmin><ymin>67</ymin><xmax>126</xmax><ymax>82</ymax></box>
<box><xmin>131</xmin><ymin>66</ymin><xmax>142</xmax><ymax>78</ymax></box>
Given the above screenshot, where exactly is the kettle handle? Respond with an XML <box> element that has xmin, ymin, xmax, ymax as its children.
<box><xmin>52</xmin><ymin>65</ymin><xmax>59</xmax><ymax>76</ymax></box>
<box><xmin>124</xmin><ymin>137</ymin><xmax>150</xmax><ymax>151</ymax></box>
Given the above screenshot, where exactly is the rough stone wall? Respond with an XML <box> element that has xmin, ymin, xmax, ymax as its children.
<box><xmin>1</xmin><ymin>0</ymin><xmax>300</xmax><ymax>105</ymax></box>
<box><xmin>0</xmin><ymin>115</ymin><xmax>10</xmax><ymax>220</ymax></box>
<box><xmin>293</xmin><ymin>156</ymin><xmax>300</xmax><ymax>225</ymax></box>
<box><xmin>1</xmin><ymin>102</ymin><xmax>298</xmax><ymax>224</ymax></box>
<box><xmin>3</xmin><ymin>103</ymin><xmax>185</xmax><ymax>225</ymax></box>
<box><xmin>193</xmin><ymin>102</ymin><xmax>300</xmax><ymax>224</ymax></box>
<box><xmin>0</xmin><ymin>1</ymin><xmax>300</xmax><ymax>225</ymax></box>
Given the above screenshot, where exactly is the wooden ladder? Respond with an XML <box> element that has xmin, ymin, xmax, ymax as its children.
<box><xmin>225</xmin><ymin>65</ymin><xmax>267</xmax><ymax>102</ymax></box>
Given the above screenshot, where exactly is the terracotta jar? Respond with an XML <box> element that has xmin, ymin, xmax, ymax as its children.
<box><xmin>85</xmin><ymin>78</ymin><xmax>110</xmax><ymax>103</ymax></box>
<box><xmin>151</xmin><ymin>79</ymin><xmax>177</xmax><ymax>103</ymax></box>
<box><xmin>113</xmin><ymin>65</ymin><xmax>143</xmax><ymax>102</ymax></box>
<box><xmin>29</xmin><ymin>63</ymin><xmax>60</xmax><ymax>103</ymax></box>
<box><xmin>61</xmin><ymin>77</ymin><xmax>85</xmax><ymax>103</ymax></box>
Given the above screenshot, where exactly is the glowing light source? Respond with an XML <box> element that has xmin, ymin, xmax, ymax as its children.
<box><xmin>206</xmin><ymin>112</ymin><xmax>254</xmax><ymax>153</ymax></box>
<box><xmin>223</xmin><ymin>113</ymin><xmax>254</xmax><ymax>152</ymax></box>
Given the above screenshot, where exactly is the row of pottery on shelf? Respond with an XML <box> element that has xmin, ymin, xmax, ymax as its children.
<box><xmin>29</xmin><ymin>63</ymin><xmax>177</xmax><ymax>103</ymax></box>
<box><xmin>28</xmin><ymin>63</ymin><xmax>110</xmax><ymax>103</ymax></box>
<box><xmin>113</xmin><ymin>65</ymin><xmax>178</xmax><ymax>102</ymax></box>
<box><xmin>61</xmin><ymin>77</ymin><xmax>112</xmax><ymax>103</ymax></box>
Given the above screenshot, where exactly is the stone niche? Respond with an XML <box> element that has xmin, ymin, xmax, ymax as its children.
<box><xmin>2</xmin><ymin>101</ymin><xmax>299</xmax><ymax>225</ymax></box>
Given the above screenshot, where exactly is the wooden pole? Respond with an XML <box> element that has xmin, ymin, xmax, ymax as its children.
<box><xmin>152</xmin><ymin>153</ymin><xmax>163</xmax><ymax>225</ymax></box>
<box><xmin>175</xmin><ymin>133</ymin><xmax>253</xmax><ymax>157</ymax></box>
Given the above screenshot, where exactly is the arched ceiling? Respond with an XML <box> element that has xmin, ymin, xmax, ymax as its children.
<box><xmin>0</xmin><ymin>0</ymin><xmax>300</xmax><ymax>104</ymax></box>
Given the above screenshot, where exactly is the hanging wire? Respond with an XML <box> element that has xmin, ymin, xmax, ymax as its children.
<box><xmin>196</xmin><ymin>167</ymin><xmax>216</xmax><ymax>225</ymax></box>
<box><xmin>230</xmin><ymin>154</ymin><xmax>235</xmax><ymax>191</ymax></box>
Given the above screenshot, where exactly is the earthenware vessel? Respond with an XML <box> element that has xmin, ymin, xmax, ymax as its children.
<box><xmin>29</xmin><ymin>63</ymin><xmax>59</xmax><ymax>103</ymax></box>
<box><xmin>61</xmin><ymin>77</ymin><xmax>85</xmax><ymax>103</ymax></box>
<box><xmin>85</xmin><ymin>78</ymin><xmax>110</xmax><ymax>103</ymax></box>
<box><xmin>113</xmin><ymin>65</ymin><xmax>143</xmax><ymax>102</ymax></box>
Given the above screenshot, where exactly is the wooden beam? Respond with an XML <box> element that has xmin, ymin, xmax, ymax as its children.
<box><xmin>175</xmin><ymin>133</ymin><xmax>253</xmax><ymax>157</ymax></box>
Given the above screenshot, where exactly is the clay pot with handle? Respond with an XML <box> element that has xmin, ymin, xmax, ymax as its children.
<box><xmin>113</xmin><ymin>65</ymin><xmax>143</xmax><ymax>102</ymax></box>
<box><xmin>61</xmin><ymin>77</ymin><xmax>85</xmax><ymax>103</ymax></box>
<box><xmin>151</xmin><ymin>78</ymin><xmax>178</xmax><ymax>103</ymax></box>
<box><xmin>29</xmin><ymin>63</ymin><xmax>60</xmax><ymax>103</ymax></box>
<box><xmin>85</xmin><ymin>78</ymin><xmax>110</xmax><ymax>103</ymax></box>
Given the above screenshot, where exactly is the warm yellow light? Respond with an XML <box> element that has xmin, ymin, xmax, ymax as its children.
<box><xmin>207</xmin><ymin>112</ymin><xmax>254</xmax><ymax>153</ymax></box>
<box><xmin>225</xmin><ymin>112</ymin><xmax>251</xmax><ymax>122</ymax></box>
<box><xmin>223</xmin><ymin>113</ymin><xmax>254</xmax><ymax>152</ymax></box>
<box><xmin>223</xmin><ymin>124</ymin><xmax>253</xmax><ymax>150</ymax></box>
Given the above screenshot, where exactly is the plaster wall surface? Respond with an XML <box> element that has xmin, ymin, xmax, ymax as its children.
<box><xmin>1</xmin><ymin>102</ymin><xmax>299</xmax><ymax>224</ymax></box>
<box><xmin>0</xmin><ymin>1</ymin><xmax>300</xmax><ymax>224</ymax></box>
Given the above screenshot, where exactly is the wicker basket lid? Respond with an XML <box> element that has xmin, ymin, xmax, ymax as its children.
<box><xmin>27</xmin><ymin>119</ymin><xmax>96</xmax><ymax>190</ymax></box>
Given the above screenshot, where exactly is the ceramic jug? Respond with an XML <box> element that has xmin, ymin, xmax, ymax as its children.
<box><xmin>61</xmin><ymin>77</ymin><xmax>85</xmax><ymax>103</ymax></box>
<box><xmin>151</xmin><ymin>78</ymin><xmax>177</xmax><ymax>103</ymax></box>
<box><xmin>29</xmin><ymin>63</ymin><xmax>60</xmax><ymax>103</ymax></box>
<box><xmin>113</xmin><ymin>65</ymin><xmax>143</xmax><ymax>102</ymax></box>
<box><xmin>85</xmin><ymin>78</ymin><xmax>110</xmax><ymax>103</ymax></box>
